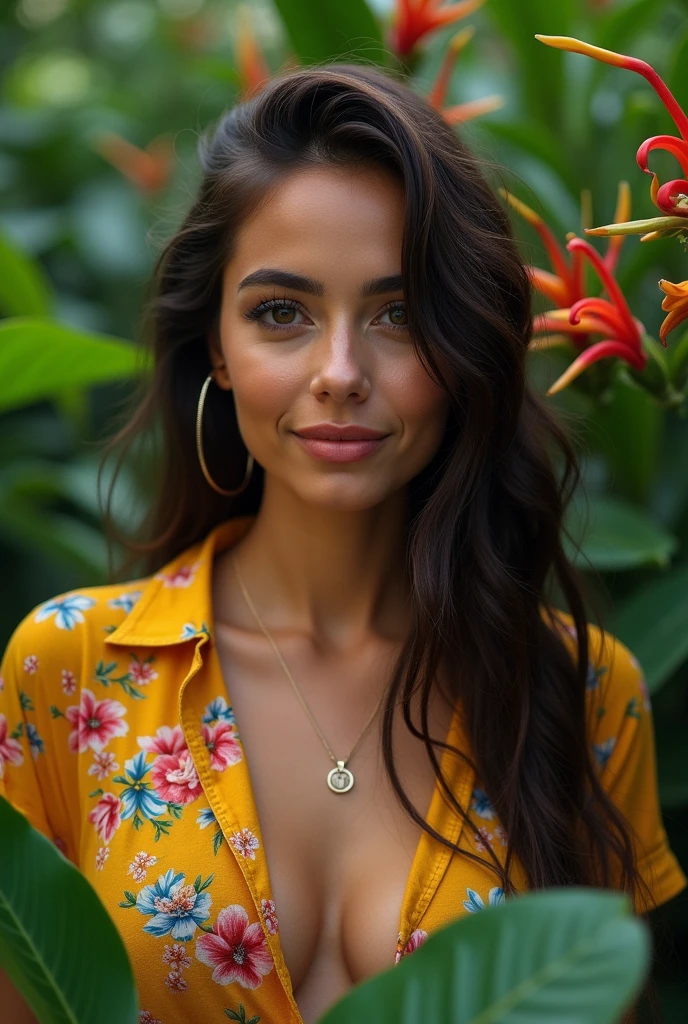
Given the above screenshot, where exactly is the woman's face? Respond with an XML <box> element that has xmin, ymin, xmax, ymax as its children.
<box><xmin>211</xmin><ymin>164</ymin><xmax>451</xmax><ymax>511</ymax></box>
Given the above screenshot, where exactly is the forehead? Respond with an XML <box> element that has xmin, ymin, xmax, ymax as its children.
<box><xmin>226</xmin><ymin>164</ymin><xmax>406</xmax><ymax>281</ymax></box>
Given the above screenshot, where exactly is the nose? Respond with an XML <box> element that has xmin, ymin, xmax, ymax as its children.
<box><xmin>309</xmin><ymin>320</ymin><xmax>371</xmax><ymax>403</ymax></box>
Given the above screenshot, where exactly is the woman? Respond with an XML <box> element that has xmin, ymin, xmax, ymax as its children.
<box><xmin>1</xmin><ymin>63</ymin><xmax>685</xmax><ymax>1024</ymax></box>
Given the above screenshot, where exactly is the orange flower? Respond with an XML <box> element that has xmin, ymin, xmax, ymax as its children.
<box><xmin>427</xmin><ymin>28</ymin><xmax>504</xmax><ymax>125</ymax></box>
<box><xmin>93</xmin><ymin>133</ymin><xmax>175</xmax><ymax>195</ymax></box>
<box><xmin>536</xmin><ymin>36</ymin><xmax>688</xmax><ymax>225</ymax></box>
<box><xmin>391</xmin><ymin>0</ymin><xmax>485</xmax><ymax>57</ymax></box>
<box><xmin>235</xmin><ymin>5</ymin><xmax>272</xmax><ymax>98</ymax></box>
<box><xmin>659</xmin><ymin>279</ymin><xmax>688</xmax><ymax>343</ymax></box>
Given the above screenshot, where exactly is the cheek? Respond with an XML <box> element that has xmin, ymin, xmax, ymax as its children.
<box><xmin>226</xmin><ymin>350</ymin><xmax>300</xmax><ymax>436</ymax></box>
<box><xmin>386</xmin><ymin>358</ymin><xmax>450</xmax><ymax>442</ymax></box>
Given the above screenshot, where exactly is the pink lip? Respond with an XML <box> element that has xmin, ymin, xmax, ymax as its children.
<box><xmin>294</xmin><ymin>423</ymin><xmax>389</xmax><ymax>440</ymax></box>
<box><xmin>293</xmin><ymin>435</ymin><xmax>388</xmax><ymax>462</ymax></box>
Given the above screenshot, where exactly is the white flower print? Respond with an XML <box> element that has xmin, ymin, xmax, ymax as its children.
<box><xmin>34</xmin><ymin>594</ymin><xmax>97</xmax><ymax>630</ymax></box>
<box><xmin>139</xmin><ymin>1013</ymin><xmax>162</xmax><ymax>1024</ymax></box>
<box><xmin>163</xmin><ymin>944</ymin><xmax>192</xmax><ymax>971</ymax></box>
<box><xmin>88</xmin><ymin>751</ymin><xmax>120</xmax><ymax>781</ymax></box>
<box><xmin>154</xmin><ymin>562</ymin><xmax>201</xmax><ymax>588</ymax></box>
<box><xmin>128</xmin><ymin>852</ymin><xmax>158</xmax><ymax>882</ymax></box>
<box><xmin>109</xmin><ymin>591</ymin><xmax>143</xmax><ymax>614</ymax></box>
<box><xmin>463</xmin><ymin>886</ymin><xmax>505</xmax><ymax>913</ymax></box>
<box><xmin>23</xmin><ymin>655</ymin><xmax>38</xmax><ymax>675</ymax></box>
<box><xmin>95</xmin><ymin>847</ymin><xmax>110</xmax><ymax>871</ymax></box>
<box><xmin>129</xmin><ymin>660</ymin><xmax>158</xmax><ymax>685</ymax></box>
<box><xmin>261</xmin><ymin>898</ymin><xmax>279</xmax><ymax>935</ymax></box>
<box><xmin>493</xmin><ymin>825</ymin><xmax>508</xmax><ymax>847</ymax></box>
<box><xmin>473</xmin><ymin>827</ymin><xmax>493</xmax><ymax>853</ymax></box>
<box><xmin>61</xmin><ymin>669</ymin><xmax>77</xmax><ymax>695</ymax></box>
<box><xmin>229</xmin><ymin>828</ymin><xmax>260</xmax><ymax>860</ymax></box>
<box><xmin>164</xmin><ymin>970</ymin><xmax>188</xmax><ymax>993</ymax></box>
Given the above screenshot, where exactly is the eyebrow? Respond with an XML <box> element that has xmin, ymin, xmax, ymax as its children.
<box><xmin>236</xmin><ymin>268</ymin><xmax>404</xmax><ymax>298</ymax></box>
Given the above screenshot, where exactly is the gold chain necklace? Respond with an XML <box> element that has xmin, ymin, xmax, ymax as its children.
<box><xmin>230</xmin><ymin>553</ymin><xmax>387</xmax><ymax>794</ymax></box>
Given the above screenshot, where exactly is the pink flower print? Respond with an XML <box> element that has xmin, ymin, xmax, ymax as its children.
<box><xmin>163</xmin><ymin>943</ymin><xmax>192</xmax><ymax>971</ymax></box>
<box><xmin>88</xmin><ymin>793</ymin><xmax>123</xmax><ymax>844</ymax></box>
<box><xmin>88</xmin><ymin>751</ymin><xmax>119</xmax><ymax>781</ymax></box>
<box><xmin>395</xmin><ymin>928</ymin><xmax>428</xmax><ymax>963</ymax></box>
<box><xmin>493</xmin><ymin>825</ymin><xmax>508</xmax><ymax>847</ymax></box>
<box><xmin>261</xmin><ymin>898</ymin><xmax>279</xmax><ymax>935</ymax></box>
<box><xmin>151</xmin><ymin>749</ymin><xmax>203</xmax><ymax>805</ymax></box>
<box><xmin>95</xmin><ymin>846</ymin><xmax>110</xmax><ymax>871</ymax></box>
<box><xmin>129</xmin><ymin>660</ymin><xmax>158</xmax><ymax>686</ymax></box>
<box><xmin>195</xmin><ymin>904</ymin><xmax>274</xmax><ymax>988</ymax></box>
<box><xmin>138</xmin><ymin>724</ymin><xmax>186</xmax><ymax>756</ymax></box>
<box><xmin>65</xmin><ymin>689</ymin><xmax>129</xmax><ymax>753</ymax></box>
<box><xmin>474</xmin><ymin>827</ymin><xmax>494</xmax><ymax>853</ymax></box>
<box><xmin>229</xmin><ymin>828</ymin><xmax>260</xmax><ymax>860</ymax></box>
<box><xmin>54</xmin><ymin>837</ymin><xmax>68</xmax><ymax>856</ymax></box>
<box><xmin>164</xmin><ymin>970</ymin><xmax>188</xmax><ymax>992</ymax></box>
<box><xmin>203</xmin><ymin>721</ymin><xmax>242</xmax><ymax>771</ymax></box>
<box><xmin>0</xmin><ymin>675</ymin><xmax>4</xmax><ymax>692</ymax></box>
<box><xmin>23</xmin><ymin>655</ymin><xmax>38</xmax><ymax>674</ymax></box>
<box><xmin>139</xmin><ymin>1013</ymin><xmax>162</xmax><ymax>1024</ymax></box>
<box><xmin>128</xmin><ymin>852</ymin><xmax>158</xmax><ymax>882</ymax></box>
<box><xmin>155</xmin><ymin>562</ymin><xmax>200</xmax><ymax>588</ymax></box>
<box><xmin>61</xmin><ymin>669</ymin><xmax>77</xmax><ymax>695</ymax></box>
<box><xmin>0</xmin><ymin>714</ymin><xmax>24</xmax><ymax>777</ymax></box>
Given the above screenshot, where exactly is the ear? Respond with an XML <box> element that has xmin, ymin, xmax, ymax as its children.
<box><xmin>207</xmin><ymin>325</ymin><xmax>232</xmax><ymax>391</ymax></box>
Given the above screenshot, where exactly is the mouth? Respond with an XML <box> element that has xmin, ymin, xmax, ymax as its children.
<box><xmin>291</xmin><ymin>432</ymin><xmax>389</xmax><ymax>463</ymax></box>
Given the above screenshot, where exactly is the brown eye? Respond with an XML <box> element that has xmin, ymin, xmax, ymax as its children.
<box><xmin>272</xmin><ymin>306</ymin><xmax>296</xmax><ymax>324</ymax></box>
<box><xmin>378</xmin><ymin>302</ymin><xmax>408</xmax><ymax>330</ymax></box>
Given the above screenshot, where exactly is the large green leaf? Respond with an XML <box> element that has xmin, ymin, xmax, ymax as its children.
<box><xmin>563</xmin><ymin>492</ymin><xmax>678</xmax><ymax>571</ymax></box>
<box><xmin>0</xmin><ymin>796</ymin><xmax>137</xmax><ymax>1024</ymax></box>
<box><xmin>484</xmin><ymin>0</ymin><xmax>576</xmax><ymax>130</ymax></box>
<box><xmin>317</xmin><ymin>889</ymin><xmax>649</xmax><ymax>1023</ymax></box>
<box><xmin>0</xmin><ymin>233</ymin><xmax>53</xmax><ymax>318</ymax></box>
<box><xmin>612</xmin><ymin>560</ymin><xmax>688</xmax><ymax>694</ymax></box>
<box><xmin>0</xmin><ymin>318</ymin><xmax>146</xmax><ymax>412</ymax></box>
<box><xmin>271</xmin><ymin>0</ymin><xmax>384</xmax><ymax>66</ymax></box>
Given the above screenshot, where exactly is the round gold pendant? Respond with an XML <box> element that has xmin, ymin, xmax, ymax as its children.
<box><xmin>327</xmin><ymin>760</ymin><xmax>354</xmax><ymax>793</ymax></box>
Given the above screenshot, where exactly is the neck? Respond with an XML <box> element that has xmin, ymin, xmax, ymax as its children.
<box><xmin>223</xmin><ymin>474</ymin><xmax>412</xmax><ymax>651</ymax></box>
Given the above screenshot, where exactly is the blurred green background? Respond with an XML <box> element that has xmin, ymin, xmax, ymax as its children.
<box><xmin>1</xmin><ymin>0</ymin><xmax>687</xmax><ymax>1016</ymax></box>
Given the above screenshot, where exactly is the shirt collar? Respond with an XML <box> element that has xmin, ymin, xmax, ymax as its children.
<box><xmin>106</xmin><ymin>514</ymin><xmax>256</xmax><ymax>648</ymax></box>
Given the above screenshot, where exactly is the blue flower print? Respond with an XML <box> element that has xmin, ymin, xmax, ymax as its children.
<box><xmin>108</xmin><ymin>591</ymin><xmax>142</xmax><ymax>614</ymax></box>
<box><xmin>463</xmin><ymin>886</ymin><xmax>505</xmax><ymax>913</ymax></box>
<box><xmin>593</xmin><ymin>737</ymin><xmax>616</xmax><ymax>769</ymax></box>
<box><xmin>196</xmin><ymin>807</ymin><xmax>217</xmax><ymax>829</ymax></box>
<box><xmin>115</xmin><ymin>751</ymin><xmax>168</xmax><ymax>820</ymax></box>
<box><xmin>586</xmin><ymin>661</ymin><xmax>607</xmax><ymax>691</ymax></box>
<box><xmin>180</xmin><ymin>622</ymin><xmax>211</xmax><ymax>641</ymax></box>
<box><xmin>26</xmin><ymin>723</ymin><xmax>45</xmax><ymax>760</ymax></box>
<box><xmin>202</xmin><ymin>696</ymin><xmax>236</xmax><ymax>727</ymax></box>
<box><xmin>34</xmin><ymin>594</ymin><xmax>97</xmax><ymax>630</ymax></box>
<box><xmin>136</xmin><ymin>868</ymin><xmax>212</xmax><ymax>940</ymax></box>
<box><xmin>470</xmin><ymin>787</ymin><xmax>495</xmax><ymax>820</ymax></box>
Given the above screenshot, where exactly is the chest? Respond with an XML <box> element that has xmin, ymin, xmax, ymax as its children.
<box><xmin>210</xmin><ymin>627</ymin><xmax>458</xmax><ymax>1022</ymax></box>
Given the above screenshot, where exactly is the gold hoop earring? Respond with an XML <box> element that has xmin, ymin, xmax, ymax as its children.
<box><xmin>196</xmin><ymin>372</ymin><xmax>254</xmax><ymax>496</ymax></box>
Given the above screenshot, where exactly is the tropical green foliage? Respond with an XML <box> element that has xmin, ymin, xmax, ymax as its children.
<box><xmin>0</xmin><ymin>794</ymin><xmax>650</xmax><ymax>1024</ymax></box>
<box><xmin>1</xmin><ymin>0</ymin><xmax>688</xmax><ymax>1018</ymax></box>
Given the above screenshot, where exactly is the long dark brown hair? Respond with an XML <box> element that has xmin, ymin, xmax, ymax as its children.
<box><xmin>101</xmin><ymin>60</ymin><xmax>658</xmax><ymax>952</ymax></box>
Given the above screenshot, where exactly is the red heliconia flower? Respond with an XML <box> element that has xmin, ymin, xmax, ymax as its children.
<box><xmin>427</xmin><ymin>28</ymin><xmax>504</xmax><ymax>126</ymax></box>
<box><xmin>535</xmin><ymin>237</ymin><xmax>647</xmax><ymax>395</ymax></box>
<box><xmin>502</xmin><ymin>181</ymin><xmax>630</xmax><ymax>347</ymax></box>
<box><xmin>93</xmin><ymin>132</ymin><xmax>175</xmax><ymax>195</ymax></box>
<box><xmin>235</xmin><ymin>4</ymin><xmax>272</xmax><ymax>99</ymax></box>
<box><xmin>536</xmin><ymin>36</ymin><xmax>688</xmax><ymax>222</ymax></box>
<box><xmin>391</xmin><ymin>0</ymin><xmax>485</xmax><ymax>57</ymax></box>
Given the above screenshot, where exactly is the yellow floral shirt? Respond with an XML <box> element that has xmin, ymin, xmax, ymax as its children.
<box><xmin>1</xmin><ymin>515</ymin><xmax>685</xmax><ymax>1024</ymax></box>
